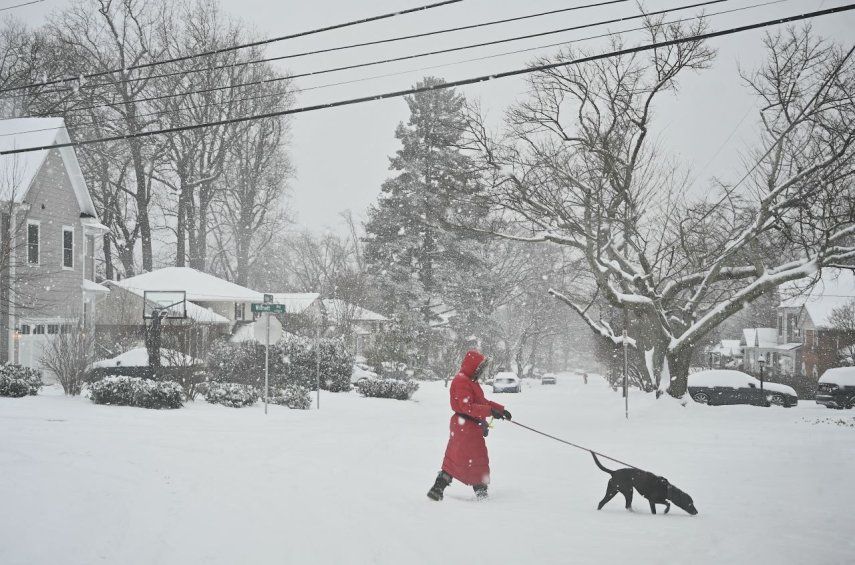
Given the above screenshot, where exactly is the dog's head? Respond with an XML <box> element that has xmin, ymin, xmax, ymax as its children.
<box><xmin>666</xmin><ymin>484</ymin><xmax>698</xmax><ymax>515</ymax></box>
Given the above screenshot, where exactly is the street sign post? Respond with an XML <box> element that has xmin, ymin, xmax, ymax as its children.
<box><xmin>252</xmin><ymin>308</ymin><xmax>284</xmax><ymax>415</ymax></box>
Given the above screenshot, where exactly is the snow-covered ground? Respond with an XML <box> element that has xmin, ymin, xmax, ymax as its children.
<box><xmin>1</xmin><ymin>374</ymin><xmax>853</xmax><ymax>565</ymax></box>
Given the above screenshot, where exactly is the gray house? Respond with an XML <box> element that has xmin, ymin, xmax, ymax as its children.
<box><xmin>1</xmin><ymin>117</ymin><xmax>109</xmax><ymax>368</ymax></box>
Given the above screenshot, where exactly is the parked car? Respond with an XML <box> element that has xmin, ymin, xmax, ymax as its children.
<box><xmin>816</xmin><ymin>367</ymin><xmax>855</xmax><ymax>409</ymax></box>
<box><xmin>688</xmin><ymin>370</ymin><xmax>798</xmax><ymax>407</ymax></box>
<box><xmin>541</xmin><ymin>374</ymin><xmax>557</xmax><ymax>385</ymax></box>
<box><xmin>492</xmin><ymin>372</ymin><xmax>522</xmax><ymax>393</ymax></box>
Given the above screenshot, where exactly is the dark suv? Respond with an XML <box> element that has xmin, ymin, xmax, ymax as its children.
<box><xmin>816</xmin><ymin>367</ymin><xmax>855</xmax><ymax>409</ymax></box>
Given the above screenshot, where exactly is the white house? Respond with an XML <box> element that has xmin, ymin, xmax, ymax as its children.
<box><xmin>0</xmin><ymin>117</ymin><xmax>109</xmax><ymax>369</ymax></box>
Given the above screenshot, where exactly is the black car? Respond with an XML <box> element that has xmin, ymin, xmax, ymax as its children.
<box><xmin>688</xmin><ymin>370</ymin><xmax>798</xmax><ymax>407</ymax></box>
<box><xmin>816</xmin><ymin>367</ymin><xmax>855</xmax><ymax>409</ymax></box>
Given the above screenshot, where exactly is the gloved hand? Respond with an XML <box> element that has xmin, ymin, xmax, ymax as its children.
<box><xmin>491</xmin><ymin>408</ymin><xmax>512</xmax><ymax>421</ymax></box>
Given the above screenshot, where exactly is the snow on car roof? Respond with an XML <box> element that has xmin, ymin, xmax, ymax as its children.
<box><xmin>689</xmin><ymin>370</ymin><xmax>753</xmax><ymax>387</ymax></box>
<box><xmin>819</xmin><ymin>367</ymin><xmax>855</xmax><ymax>386</ymax></box>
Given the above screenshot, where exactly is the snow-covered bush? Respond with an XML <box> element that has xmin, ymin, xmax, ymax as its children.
<box><xmin>205</xmin><ymin>382</ymin><xmax>258</xmax><ymax>408</ymax></box>
<box><xmin>269</xmin><ymin>382</ymin><xmax>311</xmax><ymax>410</ymax></box>
<box><xmin>356</xmin><ymin>378</ymin><xmax>419</xmax><ymax>400</ymax></box>
<box><xmin>0</xmin><ymin>364</ymin><xmax>44</xmax><ymax>397</ymax></box>
<box><xmin>89</xmin><ymin>376</ymin><xmax>183</xmax><ymax>409</ymax></box>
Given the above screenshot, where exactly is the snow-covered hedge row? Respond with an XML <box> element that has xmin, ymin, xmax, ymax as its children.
<box><xmin>205</xmin><ymin>382</ymin><xmax>258</xmax><ymax>408</ymax></box>
<box><xmin>356</xmin><ymin>378</ymin><xmax>419</xmax><ymax>400</ymax></box>
<box><xmin>89</xmin><ymin>376</ymin><xmax>183</xmax><ymax>409</ymax></box>
<box><xmin>0</xmin><ymin>364</ymin><xmax>43</xmax><ymax>397</ymax></box>
<box><xmin>206</xmin><ymin>336</ymin><xmax>353</xmax><ymax>393</ymax></box>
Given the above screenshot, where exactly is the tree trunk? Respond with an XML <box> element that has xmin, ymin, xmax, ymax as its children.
<box><xmin>666</xmin><ymin>349</ymin><xmax>693</xmax><ymax>398</ymax></box>
<box><xmin>102</xmin><ymin>234</ymin><xmax>113</xmax><ymax>281</ymax></box>
<box><xmin>129</xmin><ymin>144</ymin><xmax>152</xmax><ymax>272</ymax></box>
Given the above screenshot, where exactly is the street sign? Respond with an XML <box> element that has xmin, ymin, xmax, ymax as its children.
<box><xmin>263</xmin><ymin>293</ymin><xmax>274</xmax><ymax>304</ymax></box>
<box><xmin>251</xmin><ymin>303</ymin><xmax>286</xmax><ymax>314</ymax></box>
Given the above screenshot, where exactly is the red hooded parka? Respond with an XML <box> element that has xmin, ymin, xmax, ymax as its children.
<box><xmin>441</xmin><ymin>350</ymin><xmax>505</xmax><ymax>486</ymax></box>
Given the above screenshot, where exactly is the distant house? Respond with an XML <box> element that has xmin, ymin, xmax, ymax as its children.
<box><xmin>319</xmin><ymin>298</ymin><xmax>390</xmax><ymax>357</ymax></box>
<box><xmin>740</xmin><ymin>328</ymin><xmax>778</xmax><ymax>373</ymax></box>
<box><xmin>94</xmin><ymin>267</ymin><xmax>263</xmax><ymax>355</ymax></box>
<box><xmin>0</xmin><ymin>117</ymin><xmax>109</xmax><ymax>369</ymax></box>
<box><xmin>707</xmin><ymin>339</ymin><xmax>742</xmax><ymax>368</ymax></box>
<box><xmin>780</xmin><ymin>269</ymin><xmax>855</xmax><ymax>379</ymax></box>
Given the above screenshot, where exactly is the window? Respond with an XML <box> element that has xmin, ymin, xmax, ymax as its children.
<box><xmin>777</xmin><ymin>315</ymin><xmax>783</xmax><ymax>336</ymax></box>
<box><xmin>33</xmin><ymin>325</ymin><xmax>45</xmax><ymax>335</ymax></box>
<box><xmin>47</xmin><ymin>324</ymin><xmax>60</xmax><ymax>335</ymax></box>
<box><xmin>27</xmin><ymin>221</ymin><xmax>39</xmax><ymax>265</ymax></box>
<box><xmin>85</xmin><ymin>235</ymin><xmax>95</xmax><ymax>280</ymax></box>
<box><xmin>19</xmin><ymin>324</ymin><xmax>31</xmax><ymax>335</ymax></box>
<box><xmin>234</xmin><ymin>303</ymin><xmax>245</xmax><ymax>320</ymax></box>
<box><xmin>62</xmin><ymin>227</ymin><xmax>74</xmax><ymax>269</ymax></box>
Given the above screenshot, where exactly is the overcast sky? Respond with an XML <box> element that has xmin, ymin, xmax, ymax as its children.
<box><xmin>15</xmin><ymin>0</ymin><xmax>855</xmax><ymax>233</ymax></box>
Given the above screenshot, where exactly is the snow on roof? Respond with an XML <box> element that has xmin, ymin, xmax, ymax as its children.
<box><xmin>0</xmin><ymin>117</ymin><xmax>98</xmax><ymax>216</ymax></box>
<box><xmin>269</xmin><ymin>293</ymin><xmax>319</xmax><ymax>314</ymax></box>
<box><xmin>82</xmin><ymin>279</ymin><xmax>110</xmax><ymax>294</ymax></box>
<box><xmin>742</xmin><ymin>328</ymin><xmax>778</xmax><ymax>348</ymax></box>
<box><xmin>712</xmin><ymin>340</ymin><xmax>742</xmax><ymax>356</ymax></box>
<box><xmin>92</xmin><ymin>347</ymin><xmax>202</xmax><ymax>368</ymax></box>
<box><xmin>117</xmin><ymin>267</ymin><xmax>264</xmax><ymax>303</ymax></box>
<box><xmin>321</xmin><ymin>299</ymin><xmax>387</xmax><ymax>322</ymax></box>
<box><xmin>819</xmin><ymin>367</ymin><xmax>855</xmax><ymax>386</ymax></box>
<box><xmin>779</xmin><ymin>269</ymin><xmax>855</xmax><ymax>328</ymax></box>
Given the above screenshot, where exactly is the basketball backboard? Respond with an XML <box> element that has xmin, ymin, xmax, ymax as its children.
<box><xmin>143</xmin><ymin>290</ymin><xmax>187</xmax><ymax>319</ymax></box>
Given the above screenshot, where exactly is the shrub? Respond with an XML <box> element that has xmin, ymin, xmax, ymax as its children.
<box><xmin>40</xmin><ymin>324</ymin><xmax>94</xmax><ymax>396</ymax></box>
<box><xmin>205</xmin><ymin>382</ymin><xmax>258</xmax><ymax>408</ymax></box>
<box><xmin>356</xmin><ymin>378</ymin><xmax>419</xmax><ymax>400</ymax></box>
<box><xmin>89</xmin><ymin>376</ymin><xmax>183</xmax><ymax>409</ymax></box>
<box><xmin>87</xmin><ymin>366</ymin><xmax>207</xmax><ymax>400</ymax></box>
<box><xmin>0</xmin><ymin>364</ymin><xmax>44</xmax><ymax>397</ymax></box>
<box><xmin>269</xmin><ymin>382</ymin><xmax>312</xmax><ymax>410</ymax></box>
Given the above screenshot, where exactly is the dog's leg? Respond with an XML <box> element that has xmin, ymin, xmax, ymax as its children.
<box><xmin>664</xmin><ymin>501</ymin><xmax>671</xmax><ymax>514</ymax></box>
<box><xmin>597</xmin><ymin>479</ymin><xmax>619</xmax><ymax>510</ymax></box>
<box><xmin>620</xmin><ymin>486</ymin><xmax>633</xmax><ymax>510</ymax></box>
<box><xmin>648</xmin><ymin>499</ymin><xmax>657</xmax><ymax>514</ymax></box>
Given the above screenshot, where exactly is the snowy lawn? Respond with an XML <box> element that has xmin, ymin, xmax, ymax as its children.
<box><xmin>1</xmin><ymin>375</ymin><xmax>853</xmax><ymax>565</ymax></box>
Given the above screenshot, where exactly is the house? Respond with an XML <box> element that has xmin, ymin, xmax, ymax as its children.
<box><xmin>0</xmin><ymin>117</ymin><xmax>109</xmax><ymax>369</ymax></box>
<box><xmin>319</xmin><ymin>298</ymin><xmax>390</xmax><ymax>357</ymax></box>
<box><xmin>707</xmin><ymin>339</ymin><xmax>742</xmax><ymax>368</ymax></box>
<box><xmin>740</xmin><ymin>328</ymin><xmax>778</xmax><ymax>374</ymax></box>
<box><xmin>93</xmin><ymin>267</ymin><xmax>263</xmax><ymax>356</ymax></box>
<box><xmin>780</xmin><ymin>269</ymin><xmax>855</xmax><ymax>379</ymax></box>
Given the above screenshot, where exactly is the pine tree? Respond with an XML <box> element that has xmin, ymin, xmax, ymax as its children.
<box><xmin>363</xmin><ymin>77</ymin><xmax>481</xmax><ymax>370</ymax></box>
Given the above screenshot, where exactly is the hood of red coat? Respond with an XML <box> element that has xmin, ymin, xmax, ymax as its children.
<box><xmin>460</xmin><ymin>350</ymin><xmax>486</xmax><ymax>379</ymax></box>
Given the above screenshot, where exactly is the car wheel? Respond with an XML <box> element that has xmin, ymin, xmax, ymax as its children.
<box><xmin>692</xmin><ymin>392</ymin><xmax>710</xmax><ymax>405</ymax></box>
<box><xmin>848</xmin><ymin>395</ymin><xmax>855</xmax><ymax>409</ymax></box>
<box><xmin>768</xmin><ymin>394</ymin><xmax>785</xmax><ymax>407</ymax></box>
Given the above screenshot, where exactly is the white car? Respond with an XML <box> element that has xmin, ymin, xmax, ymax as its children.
<box><xmin>492</xmin><ymin>372</ymin><xmax>522</xmax><ymax>393</ymax></box>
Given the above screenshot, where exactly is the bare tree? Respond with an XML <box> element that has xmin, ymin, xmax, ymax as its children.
<box><xmin>464</xmin><ymin>21</ymin><xmax>855</xmax><ymax>397</ymax></box>
<box><xmin>40</xmin><ymin>321</ymin><xmax>95</xmax><ymax>396</ymax></box>
<box><xmin>829</xmin><ymin>299</ymin><xmax>855</xmax><ymax>365</ymax></box>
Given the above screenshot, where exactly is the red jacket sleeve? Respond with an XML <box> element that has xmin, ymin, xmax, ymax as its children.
<box><xmin>450</xmin><ymin>377</ymin><xmax>493</xmax><ymax>420</ymax></box>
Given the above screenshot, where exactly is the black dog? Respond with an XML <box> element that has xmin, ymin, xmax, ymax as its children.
<box><xmin>592</xmin><ymin>453</ymin><xmax>698</xmax><ymax>515</ymax></box>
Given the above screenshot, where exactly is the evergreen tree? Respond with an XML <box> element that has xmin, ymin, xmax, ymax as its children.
<box><xmin>363</xmin><ymin>77</ymin><xmax>481</xmax><ymax>371</ymax></box>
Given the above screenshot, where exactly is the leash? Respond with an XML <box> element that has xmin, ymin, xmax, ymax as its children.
<box><xmin>510</xmin><ymin>420</ymin><xmax>643</xmax><ymax>471</ymax></box>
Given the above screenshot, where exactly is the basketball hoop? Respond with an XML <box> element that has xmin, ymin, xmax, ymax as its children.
<box><xmin>143</xmin><ymin>291</ymin><xmax>187</xmax><ymax>320</ymax></box>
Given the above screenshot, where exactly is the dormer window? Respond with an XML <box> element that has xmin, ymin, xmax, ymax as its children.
<box><xmin>62</xmin><ymin>226</ymin><xmax>74</xmax><ymax>270</ymax></box>
<box><xmin>27</xmin><ymin>221</ymin><xmax>39</xmax><ymax>265</ymax></box>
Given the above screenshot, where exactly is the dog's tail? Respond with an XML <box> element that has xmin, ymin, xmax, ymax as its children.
<box><xmin>591</xmin><ymin>452</ymin><xmax>613</xmax><ymax>474</ymax></box>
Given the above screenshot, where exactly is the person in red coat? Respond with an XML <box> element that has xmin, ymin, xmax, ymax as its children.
<box><xmin>427</xmin><ymin>350</ymin><xmax>512</xmax><ymax>501</ymax></box>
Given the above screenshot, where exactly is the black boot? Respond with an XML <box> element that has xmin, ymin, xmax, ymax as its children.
<box><xmin>427</xmin><ymin>471</ymin><xmax>452</xmax><ymax>501</ymax></box>
<box><xmin>473</xmin><ymin>484</ymin><xmax>488</xmax><ymax>501</ymax></box>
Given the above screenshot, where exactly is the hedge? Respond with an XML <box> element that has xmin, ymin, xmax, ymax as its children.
<box><xmin>0</xmin><ymin>364</ymin><xmax>43</xmax><ymax>397</ymax></box>
<box><xmin>356</xmin><ymin>378</ymin><xmax>419</xmax><ymax>400</ymax></box>
<box><xmin>89</xmin><ymin>376</ymin><xmax>183</xmax><ymax>409</ymax></box>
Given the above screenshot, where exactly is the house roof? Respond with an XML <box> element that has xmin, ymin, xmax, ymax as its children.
<box><xmin>321</xmin><ymin>299</ymin><xmax>388</xmax><ymax>322</ymax></box>
<box><xmin>779</xmin><ymin>269</ymin><xmax>855</xmax><ymax>328</ymax></box>
<box><xmin>269</xmin><ymin>293</ymin><xmax>320</xmax><ymax>314</ymax></box>
<box><xmin>711</xmin><ymin>339</ymin><xmax>742</xmax><ymax>356</ymax></box>
<box><xmin>116</xmin><ymin>267</ymin><xmax>264</xmax><ymax>303</ymax></box>
<box><xmin>0</xmin><ymin>117</ymin><xmax>98</xmax><ymax>216</ymax></box>
<box><xmin>105</xmin><ymin>281</ymin><xmax>231</xmax><ymax>324</ymax></box>
<box><xmin>742</xmin><ymin>328</ymin><xmax>778</xmax><ymax>349</ymax></box>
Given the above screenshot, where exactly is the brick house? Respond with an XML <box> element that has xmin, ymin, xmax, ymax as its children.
<box><xmin>780</xmin><ymin>269</ymin><xmax>855</xmax><ymax>379</ymax></box>
<box><xmin>1</xmin><ymin>117</ymin><xmax>109</xmax><ymax>369</ymax></box>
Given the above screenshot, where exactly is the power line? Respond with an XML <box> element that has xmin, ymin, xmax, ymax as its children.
<box><xmin>0</xmin><ymin>0</ymin><xmax>465</xmax><ymax>94</ymax></box>
<box><xmin>2</xmin><ymin>0</ymin><xmax>781</xmax><ymax>140</ymax></box>
<box><xmin>0</xmin><ymin>0</ymin><xmax>44</xmax><ymax>13</ymax></box>
<box><xmin>58</xmin><ymin>0</ymin><xmax>636</xmax><ymax>92</ymax></box>
<box><xmin>2</xmin><ymin>3</ymin><xmax>852</xmax><ymax>157</ymax></box>
<box><xmin>28</xmin><ymin>0</ymin><xmax>731</xmax><ymax>115</ymax></box>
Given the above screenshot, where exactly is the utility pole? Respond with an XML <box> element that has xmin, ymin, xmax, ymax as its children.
<box><xmin>316</xmin><ymin>325</ymin><xmax>321</xmax><ymax>410</ymax></box>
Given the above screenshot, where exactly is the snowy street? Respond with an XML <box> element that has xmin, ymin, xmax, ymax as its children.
<box><xmin>2</xmin><ymin>375</ymin><xmax>853</xmax><ymax>565</ymax></box>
